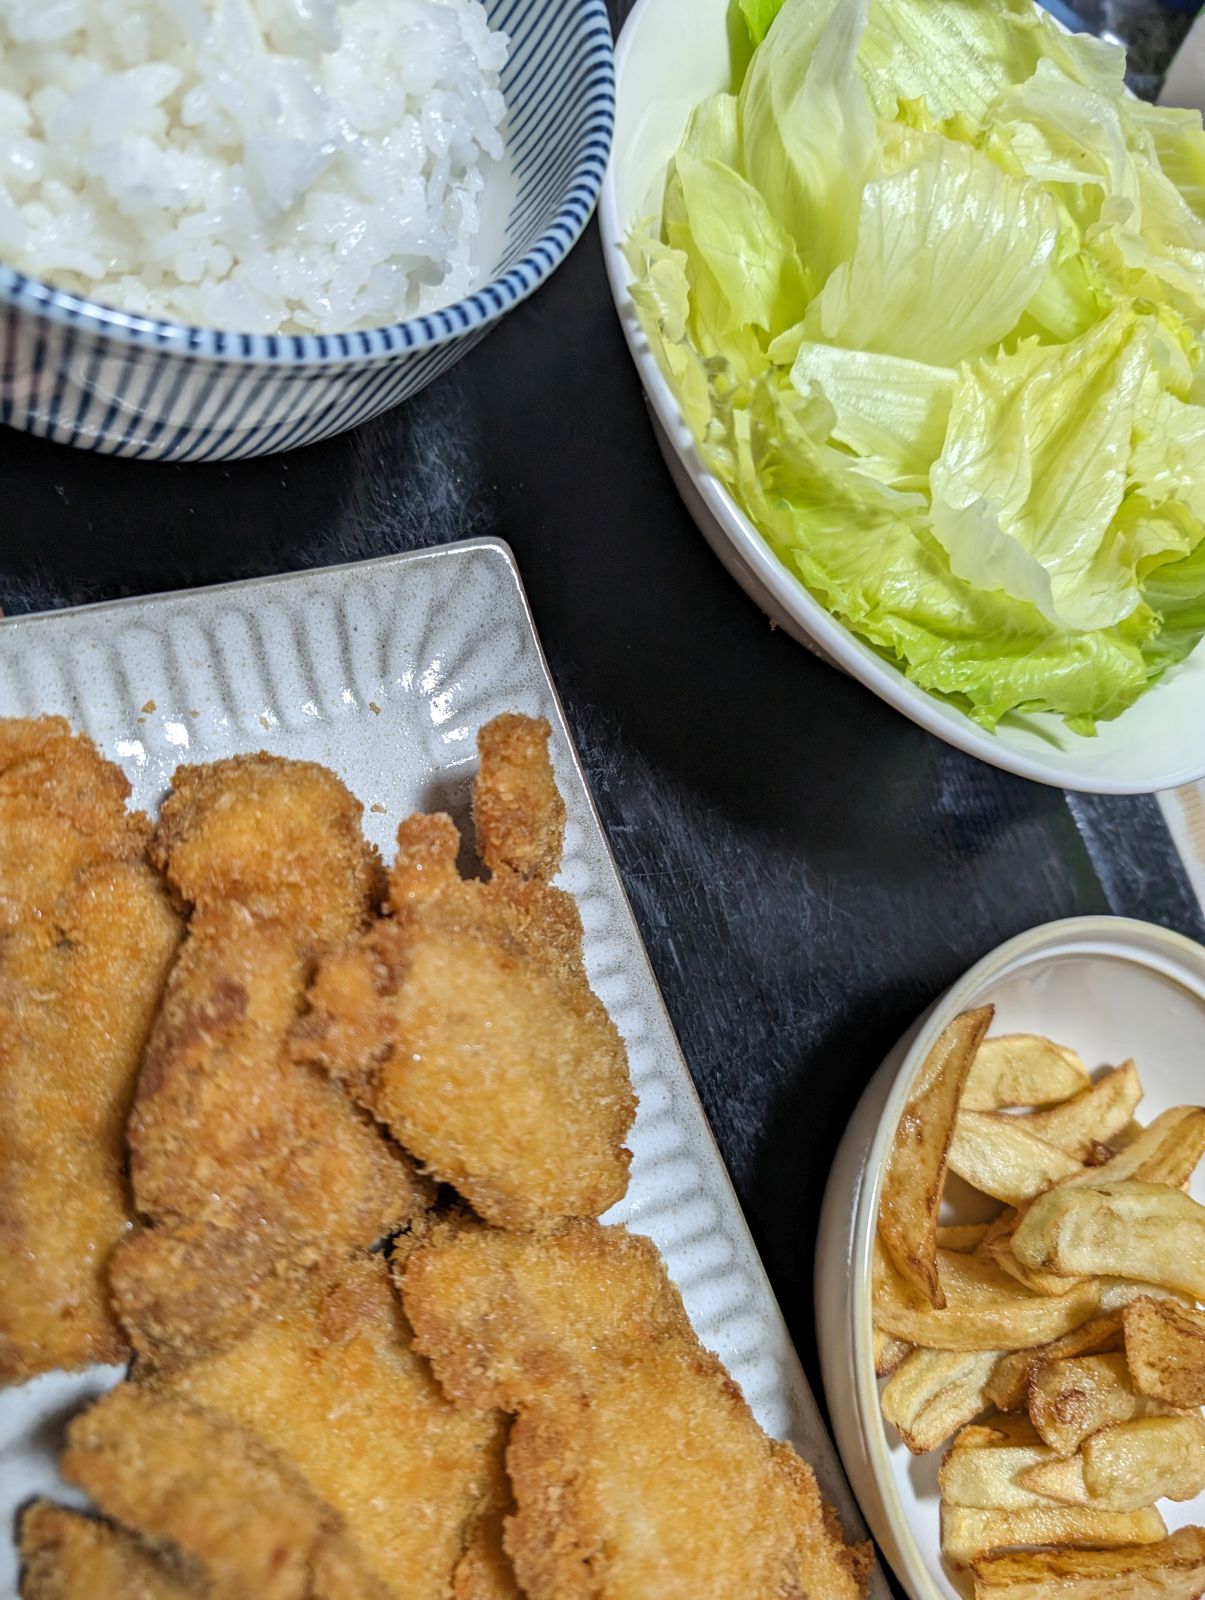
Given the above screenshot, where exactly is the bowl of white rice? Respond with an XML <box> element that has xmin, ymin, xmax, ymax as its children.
<box><xmin>0</xmin><ymin>0</ymin><xmax>614</xmax><ymax>460</ymax></box>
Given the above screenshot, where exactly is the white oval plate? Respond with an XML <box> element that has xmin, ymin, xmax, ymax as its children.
<box><xmin>815</xmin><ymin>915</ymin><xmax>1205</xmax><ymax>1600</ymax></box>
<box><xmin>599</xmin><ymin>0</ymin><xmax>1205</xmax><ymax>794</ymax></box>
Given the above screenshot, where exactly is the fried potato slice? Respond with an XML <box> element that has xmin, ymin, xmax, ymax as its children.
<box><xmin>873</xmin><ymin>1327</ymin><xmax>911</xmax><ymax>1379</ymax></box>
<box><xmin>880</xmin><ymin>1348</ymin><xmax>1002</xmax><ymax>1454</ymax></box>
<box><xmin>1012</xmin><ymin>1182</ymin><xmax>1205</xmax><ymax>1301</ymax></box>
<box><xmin>1027</xmin><ymin>1353</ymin><xmax>1176</xmax><ymax>1456</ymax></box>
<box><xmin>984</xmin><ymin>1351</ymin><xmax>1039</xmax><ymax>1414</ymax></box>
<box><xmin>879</xmin><ymin>1007</ymin><xmax>994</xmax><ymax>1309</ymax></box>
<box><xmin>1016</xmin><ymin>1451</ymin><xmax>1090</xmax><ymax>1504</ymax></box>
<box><xmin>873</xmin><ymin>1242</ymin><xmax>1100</xmax><ymax>1352</ymax></box>
<box><xmin>962</xmin><ymin>1036</ymin><xmax>1089</xmax><ymax>1113</ymax></box>
<box><xmin>953</xmin><ymin>1418</ymin><xmax>1043</xmax><ymax>1449</ymax></box>
<box><xmin>940</xmin><ymin>1439</ymin><xmax>1062</xmax><ymax>1510</ymax></box>
<box><xmin>983</xmin><ymin>1315</ymin><xmax>1124</xmax><ymax>1413</ymax></box>
<box><xmin>18</xmin><ymin>1501</ymin><xmax>199</xmax><ymax>1600</ymax></box>
<box><xmin>1083</xmin><ymin>1415</ymin><xmax>1205</xmax><ymax>1508</ymax></box>
<box><xmin>1018</xmin><ymin>1416</ymin><xmax>1205</xmax><ymax>1511</ymax></box>
<box><xmin>1018</xmin><ymin>1064</ymin><xmax>1143</xmax><ymax>1162</ymax></box>
<box><xmin>1099</xmin><ymin>1281</ymin><xmax>1196</xmax><ymax>1314</ymax></box>
<box><xmin>978</xmin><ymin>1211</ymin><xmax>1088</xmax><ymax>1298</ymax></box>
<box><xmin>971</xmin><ymin>1525</ymin><xmax>1205</xmax><ymax>1600</ymax></box>
<box><xmin>942</xmin><ymin>1503</ymin><xmax>1166</xmax><ymax>1568</ymax></box>
<box><xmin>948</xmin><ymin>1113</ymin><xmax>1084</xmax><ymax>1206</ymax></box>
<box><xmin>1059</xmin><ymin>1110</ymin><xmax>1205</xmax><ymax>1192</ymax></box>
<box><xmin>937</xmin><ymin>1222</ymin><xmax>997</xmax><ymax>1253</ymax></box>
<box><xmin>1125</xmin><ymin>1297</ymin><xmax>1205</xmax><ymax>1409</ymax></box>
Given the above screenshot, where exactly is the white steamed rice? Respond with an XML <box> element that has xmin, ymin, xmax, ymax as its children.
<box><xmin>0</xmin><ymin>0</ymin><xmax>509</xmax><ymax>333</ymax></box>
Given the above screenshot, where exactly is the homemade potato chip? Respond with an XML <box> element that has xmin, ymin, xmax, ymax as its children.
<box><xmin>873</xmin><ymin>1243</ymin><xmax>1100</xmax><ymax>1352</ymax></box>
<box><xmin>948</xmin><ymin>1112</ymin><xmax>1083</xmax><ymax>1207</ymax></box>
<box><xmin>1018</xmin><ymin>1063</ymin><xmax>1143</xmax><ymax>1162</ymax></box>
<box><xmin>878</xmin><ymin>1007</ymin><xmax>993</xmax><ymax>1309</ymax></box>
<box><xmin>941</xmin><ymin>1502</ymin><xmax>1166</xmax><ymax>1568</ymax></box>
<box><xmin>1125</xmin><ymin>1298</ymin><xmax>1205</xmax><ymax>1410</ymax></box>
<box><xmin>970</xmin><ymin>1525</ymin><xmax>1205</xmax><ymax>1600</ymax></box>
<box><xmin>1012</xmin><ymin>1182</ymin><xmax>1205</xmax><ymax>1301</ymax></box>
<box><xmin>1027</xmin><ymin>1353</ymin><xmax>1176</xmax><ymax>1456</ymax></box>
<box><xmin>881</xmin><ymin>1347</ymin><xmax>1002</xmax><ymax>1455</ymax></box>
<box><xmin>961</xmin><ymin>1036</ymin><xmax>1089</xmax><ymax>1113</ymax></box>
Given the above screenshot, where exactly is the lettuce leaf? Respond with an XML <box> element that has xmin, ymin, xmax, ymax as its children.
<box><xmin>635</xmin><ymin>0</ymin><xmax>1205</xmax><ymax>731</ymax></box>
<box><xmin>806</xmin><ymin>140</ymin><xmax>1058</xmax><ymax>367</ymax></box>
<box><xmin>736</xmin><ymin>0</ymin><xmax>788</xmax><ymax>47</ymax></box>
<box><xmin>788</xmin><ymin>342</ymin><xmax>953</xmax><ymax>478</ymax></box>
<box><xmin>930</xmin><ymin>311</ymin><xmax>1157</xmax><ymax>631</ymax></box>
<box><xmin>739</xmin><ymin>0</ymin><xmax>876</xmax><ymax>282</ymax></box>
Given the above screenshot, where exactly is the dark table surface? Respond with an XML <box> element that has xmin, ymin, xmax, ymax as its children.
<box><xmin>2</xmin><ymin>0</ymin><xmax>1203</xmax><ymax>1575</ymax></box>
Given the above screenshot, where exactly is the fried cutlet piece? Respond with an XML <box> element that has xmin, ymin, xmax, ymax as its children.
<box><xmin>294</xmin><ymin>716</ymin><xmax>635</xmax><ymax>1230</ymax></box>
<box><xmin>61</xmin><ymin>1385</ymin><xmax>390</xmax><ymax>1600</ymax></box>
<box><xmin>472</xmin><ymin>713</ymin><xmax>566</xmax><ymax>882</ymax></box>
<box><xmin>160</xmin><ymin>1253</ymin><xmax>519</xmax><ymax>1599</ymax></box>
<box><xmin>113</xmin><ymin>757</ymin><xmax>427</xmax><ymax>1368</ymax></box>
<box><xmin>19</xmin><ymin>1502</ymin><xmax>200</xmax><ymax>1599</ymax></box>
<box><xmin>0</xmin><ymin>717</ymin><xmax>143</xmax><ymax>931</ymax></box>
<box><xmin>401</xmin><ymin>1221</ymin><xmax>873</xmax><ymax>1600</ymax></box>
<box><xmin>150</xmin><ymin>753</ymin><xmax>385</xmax><ymax>954</ymax></box>
<box><xmin>0</xmin><ymin>720</ymin><xmax>183</xmax><ymax>1382</ymax></box>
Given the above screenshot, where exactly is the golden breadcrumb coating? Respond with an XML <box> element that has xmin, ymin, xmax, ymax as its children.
<box><xmin>114</xmin><ymin>756</ymin><xmax>426</xmax><ymax>1369</ymax></box>
<box><xmin>0</xmin><ymin>717</ymin><xmax>182</xmax><ymax>1381</ymax></box>
<box><xmin>62</xmin><ymin>1384</ymin><xmax>390</xmax><ymax>1600</ymax></box>
<box><xmin>294</xmin><ymin>716</ymin><xmax>634</xmax><ymax>1229</ymax></box>
<box><xmin>0</xmin><ymin>716</ymin><xmax>144</xmax><ymax>932</ymax></box>
<box><xmin>19</xmin><ymin>1502</ymin><xmax>199</xmax><ymax>1599</ymax></box>
<box><xmin>163</xmin><ymin>1254</ymin><xmax>520</xmax><ymax>1599</ymax></box>
<box><xmin>401</xmin><ymin>1220</ymin><xmax>872</xmax><ymax>1600</ymax></box>
<box><xmin>150</xmin><ymin>753</ymin><xmax>385</xmax><ymax>953</ymax></box>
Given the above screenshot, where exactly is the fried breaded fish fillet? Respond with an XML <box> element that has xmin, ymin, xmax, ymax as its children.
<box><xmin>294</xmin><ymin>715</ymin><xmax>635</xmax><ymax>1229</ymax></box>
<box><xmin>401</xmin><ymin>1221</ymin><xmax>872</xmax><ymax>1600</ymax></box>
<box><xmin>112</xmin><ymin>756</ymin><xmax>428</xmax><ymax>1368</ymax></box>
<box><xmin>0</xmin><ymin>717</ymin><xmax>182</xmax><ymax>1381</ymax></box>
<box><xmin>61</xmin><ymin>1385</ymin><xmax>390</xmax><ymax>1600</ymax></box>
<box><xmin>161</xmin><ymin>1253</ymin><xmax>519</xmax><ymax>1600</ymax></box>
<box><xmin>19</xmin><ymin>1502</ymin><xmax>199</xmax><ymax>1600</ymax></box>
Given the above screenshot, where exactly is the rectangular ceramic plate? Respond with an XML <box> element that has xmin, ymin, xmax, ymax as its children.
<box><xmin>0</xmin><ymin>537</ymin><xmax>879</xmax><ymax>1598</ymax></box>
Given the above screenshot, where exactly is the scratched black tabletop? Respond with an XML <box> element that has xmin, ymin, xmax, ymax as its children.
<box><xmin>1</xmin><ymin>0</ymin><xmax>1201</xmax><ymax>1567</ymax></box>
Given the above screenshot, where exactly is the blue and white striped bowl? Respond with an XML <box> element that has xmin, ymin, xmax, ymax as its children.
<box><xmin>0</xmin><ymin>0</ymin><xmax>614</xmax><ymax>462</ymax></box>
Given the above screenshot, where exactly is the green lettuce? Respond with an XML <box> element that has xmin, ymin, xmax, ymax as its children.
<box><xmin>628</xmin><ymin>0</ymin><xmax>1205</xmax><ymax>731</ymax></box>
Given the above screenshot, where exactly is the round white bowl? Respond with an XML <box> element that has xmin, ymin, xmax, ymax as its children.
<box><xmin>0</xmin><ymin>0</ymin><xmax>614</xmax><ymax>462</ymax></box>
<box><xmin>815</xmin><ymin>915</ymin><xmax>1205</xmax><ymax>1600</ymax></box>
<box><xmin>598</xmin><ymin>0</ymin><xmax>1205</xmax><ymax>794</ymax></box>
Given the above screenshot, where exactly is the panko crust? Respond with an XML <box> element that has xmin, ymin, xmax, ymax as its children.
<box><xmin>401</xmin><ymin>1220</ymin><xmax>872</xmax><ymax>1600</ymax></box>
